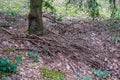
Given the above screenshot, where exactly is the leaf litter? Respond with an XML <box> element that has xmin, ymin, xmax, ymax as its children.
<box><xmin>0</xmin><ymin>13</ymin><xmax>120</xmax><ymax>80</ymax></box>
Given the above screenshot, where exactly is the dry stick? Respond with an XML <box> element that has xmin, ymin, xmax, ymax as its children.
<box><xmin>27</xmin><ymin>34</ymin><xmax>57</xmax><ymax>43</ymax></box>
<box><xmin>68</xmin><ymin>62</ymin><xmax>78</xmax><ymax>74</ymax></box>
<box><xmin>28</xmin><ymin>39</ymin><xmax>56</xmax><ymax>59</ymax></box>
<box><xmin>0</xmin><ymin>27</ymin><xmax>15</xmax><ymax>35</ymax></box>
<box><xmin>12</xmin><ymin>37</ymin><xmax>55</xmax><ymax>58</ymax></box>
<box><xmin>27</xmin><ymin>34</ymin><xmax>57</xmax><ymax>44</ymax></box>
<box><xmin>13</xmin><ymin>36</ymin><xmax>58</xmax><ymax>49</ymax></box>
<box><xmin>15</xmin><ymin>48</ymin><xmax>36</xmax><ymax>52</ymax></box>
<box><xmin>27</xmin><ymin>34</ymin><xmax>67</xmax><ymax>49</ymax></box>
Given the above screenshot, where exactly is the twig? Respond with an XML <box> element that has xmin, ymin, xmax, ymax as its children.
<box><xmin>68</xmin><ymin>62</ymin><xmax>78</xmax><ymax>74</ymax></box>
<box><xmin>0</xmin><ymin>27</ymin><xmax>15</xmax><ymax>35</ymax></box>
<box><xmin>15</xmin><ymin>48</ymin><xmax>36</xmax><ymax>52</ymax></box>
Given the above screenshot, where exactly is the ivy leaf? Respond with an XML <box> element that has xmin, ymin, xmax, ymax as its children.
<box><xmin>101</xmin><ymin>71</ymin><xmax>111</xmax><ymax>77</ymax></box>
<box><xmin>27</xmin><ymin>51</ymin><xmax>40</xmax><ymax>62</ymax></box>
<box><xmin>86</xmin><ymin>77</ymin><xmax>93</xmax><ymax>80</ymax></box>
<box><xmin>15</xmin><ymin>56</ymin><xmax>22</xmax><ymax>65</ymax></box>
<box><xmin>92</xmin><ymin>69</ymin><xmax>111</xmax><ymax>77</ymax></box>
<box><xmin>75</xmin><ymin>73</ymin><xmax>93</xmax><ymax>80</ymax></box>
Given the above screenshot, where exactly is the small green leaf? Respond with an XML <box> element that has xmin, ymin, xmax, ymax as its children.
<box><xmin>27</xmin><ymin>51</ymin><xmax>40</xmax><ymax>62</ymax></box>
<box><xmin>92</xmin><ymin>69</ymin><xmax>111</xmax><ymax>77</ymax></box>
<box><xmin>15</xmin><ymin>56</ymin><xmax>22</xmax><ymax>65</ymax></box>
<box><xmin>75</xmin><ymin>73</ymin><xmax>92</xmax><ymax>80</ymax></box>
<box><xmin>101</xmin><ymin>71</ymin><xmax>111</xmax><ymax>77</ymax></box>
<box><xmin>86</xmin><ymin>77</ymin><xmax>93</xmax><ymax>80</ymax></box>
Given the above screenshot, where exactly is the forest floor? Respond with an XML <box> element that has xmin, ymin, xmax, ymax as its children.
<box><xmin>0</xmin><ymin>13</ymin><xmax>120</xmax><ymax>80</ymax></box>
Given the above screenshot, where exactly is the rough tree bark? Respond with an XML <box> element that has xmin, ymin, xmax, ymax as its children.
<box><xmin>28</xmin><ymin>0</ymin><xmax>43</xmax><ymax>35</ymax></box>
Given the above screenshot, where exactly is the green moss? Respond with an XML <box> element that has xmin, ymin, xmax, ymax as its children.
<box><xmin>28</xmin><ymin>28</ymin><xmax>39</xmax><ymax>34</ymax></box>
<box><xmin>41</xmin><ymin>67</ymin><xmax>65</xmax><ymax>80</ymax></box>
<box><xmin>2</xmin><ymin>48</ymin><xmax>15</xmax><ymax>53</ymax></box>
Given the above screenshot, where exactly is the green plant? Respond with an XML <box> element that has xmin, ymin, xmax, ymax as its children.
<box><xmin>0</xmin><ymin>56</ymin><xmax>21</xmax><ymax>73</ymax></box>
<box><xmin>6</xmin><ymin>8</ymin><xmax>19</xmax><ymax>16</ymax></box>
<box><xmin>75</xmin><ymin>73</ymin><xmax>92</xmax><ymax>80</ymax></box>
<box><xmin>0</xmin><ymin>22</ymin><xmax>10</xmax><ymax>28</ymax></box>
<box><xmin>1</xmin><ymin>48</ymin><xmax>15</xmax><ymax>54</ymax></box>
<box><xmin>111</xmin><ymin>37</ymin><xmax>120</xmax><ymax>41</ymax></box>
<box><xmin>27</xmin><ymin>51</ymin><xmax>40</xmax><ymax>62</ymax></box>
<box><xmin>92</xmin><ymin>69</ymin><xmax>111</xmax><ymax>80</ymax></box>
<box><xmin>115</xmin><ymin>10</ymin><xmax>120</xmax><ymax>19</ymax></box>
<box><xmin>41</xmin><ymin>67</ymin><xmax>65</xmax><ymax>80</ymax></box>
<box><xmin>75</xmin><ymin>69</ymin><xmax>111</xmax><ymax>80</ymax></box>
<box><xmin>2</xmin><ymin>74</ymin><xmax>7</xmax><ymax>80</ymax></box>
<box><xmin>0</xmin><ymin>71</ymin><xmax>9</xmax><ymax>79</ymax></box>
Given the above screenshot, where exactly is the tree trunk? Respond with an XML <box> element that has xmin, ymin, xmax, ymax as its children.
<box><xmin>28</xmin><ymin>0</ymin><xmax>43</xmax><ymax>35</ymax></box>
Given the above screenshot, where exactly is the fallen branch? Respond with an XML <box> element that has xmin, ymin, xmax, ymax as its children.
<box><xmin>0</xmin><ymin>27</ymin><xmax>15</xmax><ymax>35</ymax></box>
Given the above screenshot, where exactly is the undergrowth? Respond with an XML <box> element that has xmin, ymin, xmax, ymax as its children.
<box><xmin>1</xmin><ymin>0</ymin><xmax>119</xmax><ymax>19</ymax></box>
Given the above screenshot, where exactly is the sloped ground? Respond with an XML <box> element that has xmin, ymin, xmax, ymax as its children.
<box><xmin>0</xmin><ymin>14</ymin><xmax>120</xmax><ymax>80</ymax></box>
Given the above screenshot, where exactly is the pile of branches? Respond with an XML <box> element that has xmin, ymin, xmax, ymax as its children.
<box><xmin>12</xmin><ymin>29</ymin><xmax>103</xmax><ymax>73</ymax></box>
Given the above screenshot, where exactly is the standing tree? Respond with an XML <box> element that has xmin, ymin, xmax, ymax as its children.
<box><xmin>28</xmin><ymin>0</ymin><xmax>118</xmax><ymax>35</ymax></box>
<box><xmin>28</xmin><ymin>0</ymin><xmax>43</xmax><ymax>35</ymax></box>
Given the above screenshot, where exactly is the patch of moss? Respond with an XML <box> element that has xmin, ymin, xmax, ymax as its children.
<box><xmin>1</xmin><ymin>48</ymin><xmax>15</xmax><ymax>54</ymax></box>
<box><xmin>28</xmin><ymin>28</ymin><xmax>36</xmax><ymax>34</ymax></box>
<box><xmin>41</xmin><ymin>67</ymin><xmax>65</xmax><ymax>80</ymax></box>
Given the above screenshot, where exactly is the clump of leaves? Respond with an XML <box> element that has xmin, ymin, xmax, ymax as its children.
<box><xmin>27</xmin><ymin>51</ymin><xmax>40</xmax><ymax>62</ymax></box>
<box><xmin>0</xmin><ymin>56</ymin><xmax>21</xmax><ymax>73</ymax></box>
<box><xmin>92</xmin><ymin>69</ymin><xmax>111</xmax><ymax>80</ymax></box>
<box><xmin>111</xmin><ymin>37</ymin><xmax>120</xmax><ymax>42</ymax></box>
<box><xmin>41</xmin><ymin>67</ymin><xmax>65</xmax><ymax>80</ymax></box>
